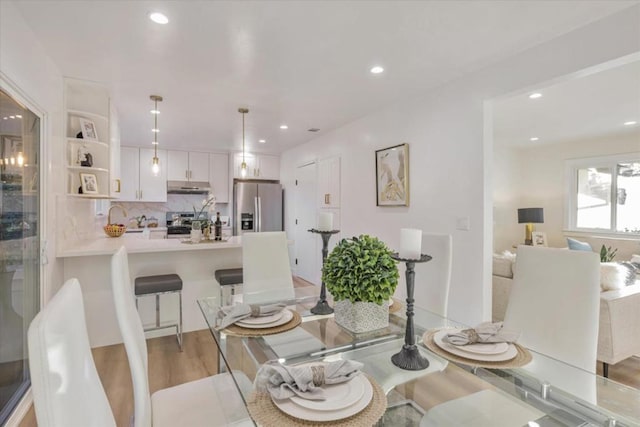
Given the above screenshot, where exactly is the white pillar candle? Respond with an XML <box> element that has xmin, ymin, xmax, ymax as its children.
<box><xmin>399</xmin><ymin>228</ymin><xmax>422</xmax><ymax>259</ymax></box>
<box><xmin>317</xmin><ymin>212</ymin><xmax>333</xmax><ymax>231</ymax></box>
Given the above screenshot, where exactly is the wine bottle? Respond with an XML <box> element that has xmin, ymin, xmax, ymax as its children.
<box><xmin>214</xmin><ymin>212</ymin><xmax>222</xmax><ymax>241</ymax></box>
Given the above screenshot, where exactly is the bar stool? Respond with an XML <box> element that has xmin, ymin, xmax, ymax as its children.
<box><xmin>134</xmin><ymin>273</ymin><xmax>183</xmax><ymax>350</ymax></box>
<box><xmin>214</xmin><ymin>268</ymin><xmax>243</xmax><ymax>305</ymax></box>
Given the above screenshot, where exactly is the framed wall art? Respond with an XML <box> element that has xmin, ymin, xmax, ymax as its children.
<box><xmin>375</xmin><ymin>143</ymin><xmax>409</xmax><ymax>206</ymax></box>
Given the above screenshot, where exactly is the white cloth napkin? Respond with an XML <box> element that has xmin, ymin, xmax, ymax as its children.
<box><xmin>254</xmin><ymin>359</ymin><xmax>363</xmax><ymax>401</ymax></box>
<box><xmin>217</xmin><ymin>302</ymin><xmax>286</xmax><ymax>330</ymax></box>
<box><xmin>445</xmin><ymin>322</ymin><xmax>520</xmax><ymax>346</ymax></box>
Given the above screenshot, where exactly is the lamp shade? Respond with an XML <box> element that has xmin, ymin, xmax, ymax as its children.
<box><xmin>518</xmin><ymin>208</ymin><xmax>544</xmax><ymax>224</ymax></box>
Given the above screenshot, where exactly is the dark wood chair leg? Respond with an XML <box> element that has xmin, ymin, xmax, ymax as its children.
<box><xmin>602</xmin><ymin>362</ymin><xmax>609</xmax><ymax>378</ymax></box>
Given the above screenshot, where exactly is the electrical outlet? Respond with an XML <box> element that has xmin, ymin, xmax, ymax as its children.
<box><xmin>456</xmin><ymin>216</ymin><xmax>470</xmax><ymax>231</ymax></box>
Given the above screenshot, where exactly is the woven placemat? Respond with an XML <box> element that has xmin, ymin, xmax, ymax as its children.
<box><xmin>388</xmin><ymin>298</ymin><xmax>404</xmax><ymax>314</ymax></box>
<box><xmin>223</xmin><ymin>310</ymin><xmax>302</xmax><ymax>337</ymax></box>
<box><xmin>247</xmin><ymin>374</ymin><xmax>387</xmax><ymax>426</ymax></box>
<box><xmin>422</xmin><ymin>329</ymin><xmax>532</xmax><ymax>369</ymax></box>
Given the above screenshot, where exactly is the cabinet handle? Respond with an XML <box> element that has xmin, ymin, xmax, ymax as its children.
<box><xmin>258</xmin><ymin>168</ymin><xmax>261</xmax><ymax>176</ymax></box>
<box><xmin>185</xmin><ymin>170</ymin><xmax>189</xmax><ymax>179</ymax></box>
<box><xmin>325</xmin><ymin>193</ymin><xmax>330</xmax><ymax>205</ymax></box>
<box><xmin>115</xmin><ymin>179</ymin><xmax>121</xmax><ymax>193</ymax></box>
<box><xmin>190</xmin><ymin>170</ymin><xmax>193</xmax><ymax>179</ymax></box>
<box><xmin>140</xmin><ymin>190</ymin><xmax>143</xmax><ymax>199</ymax></box>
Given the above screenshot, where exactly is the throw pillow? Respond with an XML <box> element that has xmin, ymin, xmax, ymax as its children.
<box><xmin>600</xmin><ymin>263</ymin><xmax>632</xmax><ymax>291</ymax></box>
<box><xmin>617</xmin><ymin>262</ymin><xmax>638</xmax><ymax>285</ymax></box>
<box><xmin>567</xmin><ymin>237</ymin><xmax>593</xmax><ymax>252</ymax></box>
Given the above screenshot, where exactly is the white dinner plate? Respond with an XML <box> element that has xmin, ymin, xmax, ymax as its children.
<box><xmin>290</xmin><ymin>373</ymin><xmax>366</xmax><ymax>411</ymax></box>
<box><xmin>431</xmin><ymin>329</ymin><xmax>518</xmax><ymax>362</ymax></box>
<box><xmin>446</xmin><ymin>338</ymin><xmax>509</xmax><ymax>355</ymax></box>
<box><xmin>272</xmin><ymin>375</ymin><xmax>373</xmax><ymax>422</ymax></box>
<box><xmin>234</xmin><ymin>310</ymin><xmax>285</xmax><ymax>326</ymax></box>
<box><xmin>236</xmin><ymin>309</ymin><xmax>293</xmax><ymax>329</ymax></box>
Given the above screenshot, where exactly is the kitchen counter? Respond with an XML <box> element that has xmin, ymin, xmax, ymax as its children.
<box><xmin>57</xmin><ymin>234</ymin><xmax>242</xmax><ymax>257</ymax></box>
<box><xmin>58</xmin><ymin>234</ymin><xmax>244</xmax><ymax>347</ymax></box>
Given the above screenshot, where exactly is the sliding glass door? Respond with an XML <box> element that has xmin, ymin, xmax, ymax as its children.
<box><xmin>0</xmin><ymin>88</ymin><xmax>40</xmax><ymax>424</ymax></box>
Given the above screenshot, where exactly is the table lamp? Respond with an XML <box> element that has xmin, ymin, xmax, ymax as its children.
<box><xmin>517</xmin><ymin>208</ymin><xmax>544</xmax><ymax>245</ymax></box>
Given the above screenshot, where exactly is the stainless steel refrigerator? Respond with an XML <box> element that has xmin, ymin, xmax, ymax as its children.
<box><xmin>233</xmin><ymin>182</ymin><xmax>283</xmax><ymax>235</ymax></box>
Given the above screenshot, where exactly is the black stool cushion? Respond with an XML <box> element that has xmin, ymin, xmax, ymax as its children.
<box><xmin>135</xmin><ymin>274</ymin><xmax>183</xmax><ymax>295</ymax></box>
<box><xmin>214</xmin><ymin>268</ymin><xmax>243</xmax><ymax>286</ymax></box>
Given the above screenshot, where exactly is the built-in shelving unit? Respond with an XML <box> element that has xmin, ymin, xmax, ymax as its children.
<box><xmin>64</xmin><ymin>78</ymin><xmax>118</xmax><ymax>199</ymax></box>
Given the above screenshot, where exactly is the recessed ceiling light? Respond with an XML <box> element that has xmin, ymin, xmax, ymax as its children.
<box><xmin>530</xmin><ymin>137</ymin><xmax>539</xmax><ymax>141</ymax></box>
<box><xmin>623</xmin><ymin>121</ymin><xmax>637</xmax><ymax>126</ymax></box>
<box><xmin>149</xmin><ymin>12</ymin><xmax>169</xmax><ymax>24</ymax></box>
<box><xmin>15</xmin><ymin>115</ymin><xmax>22</xmax><ymax>118</ymax></box>
<box><xmin>152</xmin><ymin>128</ymin><xmax>159</xmax><ymax>133</ymax></box>
<box><xmin>9</xmin><ymin>116</ymin><xmax>15</xmax><ymax>119</ymax></box>
<box><xmin>370</xmin><ymin>66</ymin><xmax>384</xmax><ymax>74</ymax></box>
<box><xmin>150</xmin><ymin>109</ymin><xmax>160</xmax><ymax>114</ymax></box>
<box><xmin>258</xmin><ymin>139</ymin><xmax>266</xmax><ymax>143</ymax></box>
<box><xmin>2</xmin><ymin>117</ymin><xmax>7</xmax><ymax>120</ymax></box>
<box><xmin>280</xmin><ymin>125</ymin><xmax>288</xmax><ymax>130</ymax></box>
<box><xmin>529</xmin><ymin>93</ymin><xmax>542</xmax><ymax>99</ymax></box>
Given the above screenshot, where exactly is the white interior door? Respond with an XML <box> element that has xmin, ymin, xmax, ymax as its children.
<box><xmin>295</xmin><ymin>162</ymin><xmax>319</xmax><ymax>284</ymax></box>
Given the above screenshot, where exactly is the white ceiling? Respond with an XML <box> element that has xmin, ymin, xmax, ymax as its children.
<box><xmin>13</xmin><ymin>1</ymin><xmax>638</xmax><ymax>154</ymax></box>
<box><xmin>493</xmin><ymin>59</ymin><xmax>640</xmax><ymax>147</ymax></box>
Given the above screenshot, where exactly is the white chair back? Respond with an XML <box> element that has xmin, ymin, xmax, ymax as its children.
<box><xmin>28</xmin><ymin>278</ymin><xmax>116</xmax><ymax>427</ymax></box>
<box><xmin>418</xmin><ymin>233</ymin><xmax>452</xmax><ymax>317</ymax></box>
<box><xmin>111</xmin><ymin>246</ymin><xmax>152</xmax><ymax>427</ymax></box>
<box><xmin>242</xmin><ymin>231</ymin><xmax>295</xmax><ymax>304</ymax></box>
<box><xmin>505</xmin><ymin>246</ymin><xmax>600</xmax><ymax>372</ymax></box>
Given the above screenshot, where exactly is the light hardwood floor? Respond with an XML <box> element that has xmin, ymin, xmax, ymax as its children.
<box><xmin>18</xmin><ymin>276</ymin><xmax>640</xmax><ymax>426</ymax></box>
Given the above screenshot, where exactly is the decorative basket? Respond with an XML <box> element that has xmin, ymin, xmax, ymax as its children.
<box><xmin>104</xmin><ymin>205</ymin><xmax>127</xmax><ymax>238</ymax></box>
<box><xmin>104</xmin><ymin>224</ymin><xmax>126</xmax><ymax>238</ymax></box>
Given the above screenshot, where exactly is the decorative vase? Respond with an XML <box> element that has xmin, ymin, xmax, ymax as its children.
<box><xmin>333</xmin><ymin>300</ymin><xmax>389</xmax><ymax>333</ymax></box>
<box><xmin>190</xmin><ymin>229</ymin><xmax>202</xmax><ymax>243</ymax></box>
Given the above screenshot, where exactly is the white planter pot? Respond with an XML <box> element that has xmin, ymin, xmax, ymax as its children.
<box><xmin>334</xmin><ymin>300</ymin><xmax>389</xmax><ymax>333</ymax></box>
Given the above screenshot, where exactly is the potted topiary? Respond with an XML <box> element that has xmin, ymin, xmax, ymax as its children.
<box><xmin>322</xmin><ymin>234</ymin><xmax>399</xmax><ymax>333</ymax></box>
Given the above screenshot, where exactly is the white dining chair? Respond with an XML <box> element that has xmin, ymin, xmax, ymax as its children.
<box><xmin>505</xmin><ymin>245</ymin><xmax>600</xmax><ymax>373</ymax></box>
<box><xmin>418</xmin><ymin>232</ymin><xmax>452</xmax><ymax>317</ymax></box>
<box><xmin>420</xmin><ymin>246</ymin><xmax>601</xmax><ymax>425</ymax></box>
<box><xmin>242</xmin><ymin>231</ymin><xmax>295</xmax><ymax>304</ymax></box>
<box><xmin>28</xmin><ymin>278</ymin><xmax>116</xmax><ymax>427</ymax></box>
<box><xmin>111</xmin><ymin>246</ymin><xmax>253</xmax><ymax>427</ymax></box>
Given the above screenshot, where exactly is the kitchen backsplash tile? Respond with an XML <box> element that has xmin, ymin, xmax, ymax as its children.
<box><xmin>115</xmin><ymin>194</ymin><xmax>229</xmax><ymax>227</ymax></box>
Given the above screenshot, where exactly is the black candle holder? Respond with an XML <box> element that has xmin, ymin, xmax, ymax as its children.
<box><xmin>308</xmin><ymin>229</ymin><xmax>340</xmax><ymax>315</ymax></box>
<box><xmin>391</xmin><ymin>252</ymin><xmax>432</xmax><ymax>370</ymax></box>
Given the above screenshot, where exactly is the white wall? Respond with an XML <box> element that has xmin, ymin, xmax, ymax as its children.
<box><xmin>494</xmin><ymin>131</ymin><xmax>640</xmax><ymax>257</ymax></box>
<box><xmin>0</xmin><ymin>1</ymin><xmax>65</xmax><ymax>304</ymax></box>
<box><xmin>280</xmin><ymin>6</ymin><xmax>640</xmax><ymax>325</ymax></box>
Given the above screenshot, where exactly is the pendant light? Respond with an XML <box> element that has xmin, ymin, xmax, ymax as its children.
<box><xmin>238</xmin><ymin>107</ymin><xmax>249</xmax><ymax>177</ymax></box>
<box><xmin>150</xmin><ymin>95</ymin><xmax>163</xmax><ymax>176</ymax></box>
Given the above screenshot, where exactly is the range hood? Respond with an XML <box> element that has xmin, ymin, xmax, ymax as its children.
<box><xmin>167</xmin><ymin>180</ymin><xmax>211</xmax><ymax>194</ymax></box>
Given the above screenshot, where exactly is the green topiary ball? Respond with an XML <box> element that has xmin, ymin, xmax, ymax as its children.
<box><xmin>322</xmin><ymin>234</ymin><xmax>399</xmax><ymax>305</ymax></box>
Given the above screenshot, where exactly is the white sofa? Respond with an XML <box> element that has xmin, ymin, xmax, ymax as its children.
<box><xmin>492</xmin><ymin>254</ymin><xmax>640</xmax><ymax>376</ymax></box>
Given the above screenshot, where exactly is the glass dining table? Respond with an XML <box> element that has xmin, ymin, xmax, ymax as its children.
<box><xmin>198</xmin><ymin>289</ymin><xmax>640</xmax><ymax>426</ymax></box>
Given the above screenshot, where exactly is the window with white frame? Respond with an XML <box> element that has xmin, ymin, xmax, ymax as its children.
<box><xmin>566</xmin><ymin>154</ymin><xmax>640</xmax><ymax>235</ymax></box>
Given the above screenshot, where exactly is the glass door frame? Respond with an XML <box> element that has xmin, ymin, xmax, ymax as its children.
<box><xmin>0</xmin><ymin>71</ymin><xmax>48</xmax><ymax>425</ymax></box>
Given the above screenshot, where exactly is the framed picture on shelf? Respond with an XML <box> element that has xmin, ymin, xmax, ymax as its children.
<box><xmin>79</xmin><ymin>172</ymin><xmax>98</xmax><ymax>194</ymax></box>
<box><xmin>375</xmin><ymin>143</ymin><xmax>409</xmax><ymax>206</ymax></box>
<box><xmin>78</xmin><ymin>118</ymin><xmax>98</xmax><ymax>140</ymax></box>
<box><xmin>532</xmin><ymin>231</ymin><xmax>547</xmax><ymax>247</ymax></box>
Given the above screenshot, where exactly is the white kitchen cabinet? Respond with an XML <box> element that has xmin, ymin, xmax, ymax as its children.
<box><xmin>233</xmin><ymin>152</ymin><xmax>279</xmax><ymax>180</ymax></box>
<box><xmin>168</xmin><ymin>150</ymin><xmax>209</xmax><ymax>182</ymax></box>
<box><xmin>209</xmin><ymin>153</ymin><xmax>229</xmax><ymax>203</ymax></box>
<box><xmin>257</xmin><ymin>154</ymin><xmax>280</xmax><ymax>180</ymax></box>
<box><xmin>119</xmin><ymin>147</ymin><xmax>167</xmax><ymax>202</ymax></box>
<box><xmin>318</xmin><ymin>156</ymin><xmax>340</xmax><ymax>208</ymax></box>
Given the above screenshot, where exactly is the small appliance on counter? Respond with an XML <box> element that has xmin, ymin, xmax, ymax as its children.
<box><xmin>166</xmin><ymin>212</ymin><xmax>209</xmax><ymax>239</ymax></box>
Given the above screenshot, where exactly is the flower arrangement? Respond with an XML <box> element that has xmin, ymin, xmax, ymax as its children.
<box><xmin>193</xmin><ymin>193</ymin><xmax>216</xmax><ymax>227</ymax></box>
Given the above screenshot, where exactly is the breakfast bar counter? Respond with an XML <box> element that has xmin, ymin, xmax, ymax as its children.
<box><xmin>58</xmin><ymin>235</ymin><xmax>244</xmax><ymax>347</ymax></box>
